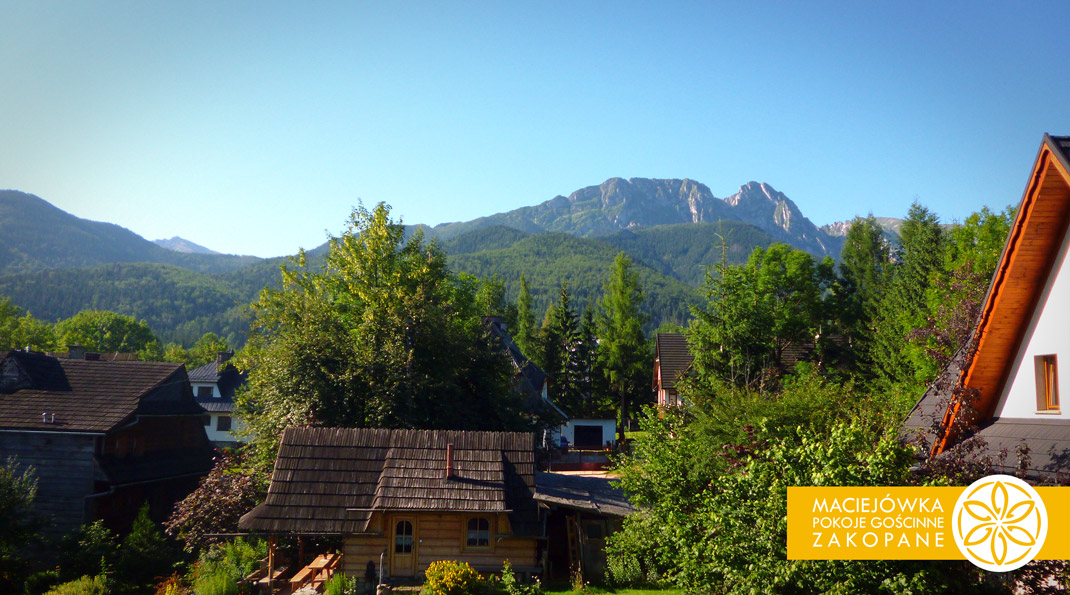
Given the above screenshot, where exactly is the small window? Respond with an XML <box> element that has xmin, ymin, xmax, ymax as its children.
<box><xmin>197</xmin><ymin>386</ymin><xmax>213</xmax><ymax>398</ymax></box>
<box><xmin>585</xmin><ymin>522</ymin><xmax>604</xmax><ymax>539</ymax></box>
<box><xmin>1036</xmin><ymin>355</ymin><xmax>1060</xmax><ymax>411</ymax></box>
<box><xmin>466</xmin><ymin>517</ymin><xmax>490</xmax><ymax>547</ymax></box>
<box><xmin>202</xmin><ymin>415</ymin><xmax>211</xmax><ymax>426</ymax></box>
<box><xmin>395</xmin><ymin>520</ymin><xmax>413</xmax><ymax>553</ymax></box>
<box><xmin>217</xmin><ymin>416</ymin><xmax>232</xmax><ymax>431</ymax></box>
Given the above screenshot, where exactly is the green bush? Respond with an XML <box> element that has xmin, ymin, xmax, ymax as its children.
<box><xmin>25</xmin><ymin>569</ymin><xmax>62</xmax><ymax>595</ymax></box>
<box><xmin>190</xmin><ymin>539</ymin><xmax>266</xmax><ymax>595</ymax></box>
<box><xmin>423</xmin><ymin>561</ymin><xmax>486</xmax><ymax>595</ymax></box>
<box><xmin>499</xmin><ymin>560</ymin><xmax>541</xmax><ymax>595</ymax></box>
<box><xmin>43</xmin><ymin>575</ymin><xmax>109</xmax><ymax>595</ymax></box>
<box><xmin>323</xmin><ymin>572</ymin><xmax>358</xmax><ymax>595</ymax></box>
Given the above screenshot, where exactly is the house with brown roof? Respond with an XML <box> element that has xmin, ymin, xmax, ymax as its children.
<box><xmin>653</xmin><ymin>332</ymin><xmax>694</xmax><ymax>407</ymax></box>
<box><xmin>0</xmin><ymin>349</ymin><xmax>215</xmax><ymax>534</ymax></box>
<box><xmin>189</xmin><ymin>351</ymin><xmax>248</xmax><ymax>445</ymax></box>
<box><xmin>903</xmin><ymin>134</ymin><xmax>1070</xmax><ymax>478</ymax></box>
<box><xmin>239</xmin><ymin>428</ymin><xmax>543</xmax><ymax>582</ymax></box>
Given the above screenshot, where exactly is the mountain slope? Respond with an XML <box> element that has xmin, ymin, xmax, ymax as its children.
<box><xmin>429</xmin><ymin>178</ymin><xmax>842</xmax><ymax>258</ymax></box>
<box><xmin>0</xmin><ymin>190</ymin><xmax>261</xmax><ymax>275</ymax></box>
<box><xmin>447</xmin><ymin>232</ymin><xmax>701</xmax><ymax>329</ymax></box>
<box><xmin>601</xmin><ymin>221</ymin><xmax>780</xmax><ymax>286</ymax></box>
<box><xmin>0</xmin><ymin>262</ymin><xmax>253</xmax><ymax>346</ymax></box>
<box><xmin>154</xmin><ymin>236</ymin><xmax>221</xmax><ymax>255</ymax></box>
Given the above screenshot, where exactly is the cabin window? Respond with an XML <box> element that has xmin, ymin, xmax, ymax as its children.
<box><xmin>466</xmin><ymin>517</ymin><xmax>490</xmax><ymax>548</ymax></box>
<box><xmin>203</xmin><ymin>415</ymin><xmax>211</xmax><ymax>426</ymax></box>
<box><xmin>395</xmin><ymin>520</ymin><xmax>413</xmax><ymax>553</ymax></box>
<box><xmin>1036</xmin><ymin>355</ymin><xmax>1060</xmax><ymax>412</ymax></box>
<box><xmin>217</xmin><ymin>416</ymin><xmax>232</xmax><ymax>431</ymax></box>
<box><xmin>197</xmin><ymin>386</ymin><xmax>214</xmax><ymax>398</ymax></box>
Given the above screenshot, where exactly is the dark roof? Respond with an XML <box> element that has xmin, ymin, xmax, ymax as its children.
<box><xmin>900</xmin><ymin>345</ymin><xmax>970</xmax><ymax>447</ymax></box>
<box><xmin>200</xmin><ymin>401</ymin><xmax>235</xmax><ymax>413</ymax></box>
<box><xmin>485</xmin><ymin>318</ymin><xmax>565</xmax><ymax>418</ymax></box>
<box><xmin>239</xmin><ymin>428</ymin><xmax>539</xmax><ymax>536</ymax></box>
<box><xmin>1048</xmin><ymin>134</ymin><xmax>1070</xmax><ymax>171</ymax></box>
<box><xmin>968</xmin><ymin>418</ymin><xmax>1070</xmax><ymax>479</ymax></box>
<box><xmin>534</xmin><ymin>472</ymin><xmax>635</xmax><ymax>517</ymax></box>
<box><xmin>0</xmin><ymin>351</ymin><xmax>203</xmax><ymax>433</ymax></box>
<box><xmin>653</xmin><ymin>333</ymin><xmax>693</xmax><ymax>390</ymax></box>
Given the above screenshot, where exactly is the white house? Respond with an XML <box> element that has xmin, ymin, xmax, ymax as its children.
<box><xmin>903</xmin><ymin>134</ymin><xmax>1070</xmax><ymax>477</ymax></box>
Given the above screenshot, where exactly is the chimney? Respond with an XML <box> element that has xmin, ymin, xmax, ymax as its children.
<box><xmin>67</xmin><ymin>346</ymin><xmax>86</xmax><ymax>360</ymax></box>
<box><xmin>445</xmin><ymin>443</ymin><xmax>454</xmax><ymax>479</ymax></box>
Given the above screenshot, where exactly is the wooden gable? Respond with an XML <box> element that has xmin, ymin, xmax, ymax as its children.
<box><xmin>933</xmin><ymin>134</ymin><xmax>1070</xmax><ymax>453</ymax></box>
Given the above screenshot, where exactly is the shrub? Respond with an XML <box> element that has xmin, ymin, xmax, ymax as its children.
<box><xmin>423</xmin><ymin>561</ymin><xmax>485</xmax><ymax>595</ymax></box>
<box><xmin>190</xmin><ymin>539</ymin><xmax>267</xmax><ymax>595</ymax></box>
<box><xmin>117</xmin><ymin>504</ymin><xmax>185</xmax><ymax>592</ymax></box>
<box><xmin>499</xmin><ymin>560</ymin><xmax>541</xmax><ymax>595</ymax></box>
<box><xmin>43</xmin><ymin>575</ymin><xmax>109</xmax><ymax>595</ymax></box>
<box><xmin>323</xmin><ymin>572</ymin><xmax>358</xmax><ymax>595</ymax></box>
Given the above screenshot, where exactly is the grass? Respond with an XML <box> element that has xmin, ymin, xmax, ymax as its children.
<box><xmin>544</xmin><ymin>587</ymin><xmax>681</xmax><ymax>595</ymax></box>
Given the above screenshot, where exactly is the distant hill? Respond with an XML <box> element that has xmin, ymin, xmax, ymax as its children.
<box><xmin>429</xmin><ymin>178</ymin><xmax>843</xmax><ymax>259</ymax></box>
<box><xmin>446</xmin><ymin>232</ymin><xmax>701</xmax><ymax>330</ymax></box>
<box><xmin>600</xmin><ymin>221</ymin><xmax>781</xmax><ymax>286</ymax></box>
<box><xmin>0</xmin><ymin>190</ymin><xmax>261</xmax><ymax>276</ymax></box>
<box><xmin>0</xmin><ymin>262</ymin><xmax>253</xmax><ymax>346</ymax></box>
<box><xmin>154</xmin><ymin>236</ymin><xmax>221</xmax><ymax>255</ymax></box>
<box><xmin>0</xmin><ymin>183</ymin><xmax>904</xmax><ymax>346</ymax></box>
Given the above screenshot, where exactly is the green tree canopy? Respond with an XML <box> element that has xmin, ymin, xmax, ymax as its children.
<box><xmin>236</xmin><ymin>203</ymin><xmax>529</xmax><ymax>466</ymax></box>
<box><xmin>0</xmin><ymin>298</ymin><xmax>56</xmax><ymax>352</ymax></box>
<box><xmin>53</xmin><ymin>310</ymin><xmax>158</xmax><ymax>354</ymax></box>
<box><xmin>690</xmin><ymin>243</ymin><xmax>834</xmax><ymax>389</ymax></box>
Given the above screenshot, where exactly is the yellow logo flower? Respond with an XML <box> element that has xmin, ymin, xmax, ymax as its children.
<box><xmin>952</xmin><ymin>474</ymin><xmax>1047</xmax><ymax>572</ymax></box>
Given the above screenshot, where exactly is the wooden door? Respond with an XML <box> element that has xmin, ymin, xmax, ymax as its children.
<box><xmin>391</xmin><ymin>517</ymin><xmax>416</xmax><ymax>577</ymax></box>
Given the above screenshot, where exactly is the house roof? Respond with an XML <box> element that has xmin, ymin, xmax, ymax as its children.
<box><xmin>239</xmin><ymin>427</ymin><xmax>539</xmax><ymax>536</ymax></box>
<box><xmin>653</xmin><ymin>333</ymin><xmax>693</xmax><ymax>390</ymax></box>
<box><xmin>533</xmin><ymin>472</ymin><xmax>635</xmax><ymax>518</ymax></box>
<box><xmin>0</xmin><ymin>351</ymin><xmax>204</xmax><ymax>433</ymax></box>
<box><xmin>189</xmin><ymin>355</ymin><xmax>248</xmax><ymax>404</ymax></box>
<box><xmin>485</xmin><ymin>317</ymin><xmax>566</xmax><ymax>419</ymax></box>
<box><xmin>902</xmin><ymin>134</ymin><xmax>1070</xmax><ymax>456</ymax></box>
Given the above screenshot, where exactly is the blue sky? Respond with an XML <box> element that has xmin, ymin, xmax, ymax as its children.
<box><xmin>2</xmin><ymin>1</ymin><xmax>1068</xmax><ymax>257</ymax></box>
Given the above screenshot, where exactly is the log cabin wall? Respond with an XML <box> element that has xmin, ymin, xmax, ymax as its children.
<box><xmin>0</xmin><ymin>431</ymin><xmax>97</xmax><ymax>535</ymax></box>
<box><xmin>344</xmin><ymin>512</ymin><xmax>538</xmax><ymax>579</ymax></box>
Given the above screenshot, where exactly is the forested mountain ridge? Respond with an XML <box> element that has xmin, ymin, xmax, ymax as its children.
<box><xmin>0</xmin><ymin>185</ymin><xmax>896</xmax><ymax>346</ymax></box>
<box><xmin>0</xmin><ymin>190</ymin><xmax>261</xmax><ymax>276</ymax></box>
<box><xmin>428</xmin><ymin>177</ymin><xmax>845</xmax><ymax>258</ymax></box>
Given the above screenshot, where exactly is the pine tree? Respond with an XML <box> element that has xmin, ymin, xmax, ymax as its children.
<box><xmin>515</xmin><ymin>275</ymin><xmax>537</xmax><ymax>359</ymax></box>
<box><xmin>838</xmin><ymin>216</ymin><xmax>890</xmax><ymax>370</ymax></box>
<box><xmin>597</xmin><ymin>253</ymin><xmax>650</xmax><ymax>440</ymax></box>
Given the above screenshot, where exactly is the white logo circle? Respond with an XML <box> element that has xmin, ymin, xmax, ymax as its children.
<box><xmin>952</xmin><ymin>474</ymin><xmax>1047</xmax><ymax>572</ymax></box>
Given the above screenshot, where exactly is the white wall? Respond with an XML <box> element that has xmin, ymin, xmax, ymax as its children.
<box><xmin>557</xmin><ymin>419</ymin><xmax>617</xmax><ymax>448</ymax></box>
<box><xmin>202</xmin><ymin>412</ymin><xmax>246</xmax><ymax>443</ymax></box>
<box><xmin>994</xmin><ymin>222</ymin><xmax>1070</xmax><ymax>418</ymax></box>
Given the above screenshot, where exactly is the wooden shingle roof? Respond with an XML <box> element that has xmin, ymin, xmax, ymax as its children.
<box><xmin>653</xmin><ymin>332</ymin><xmax>694</xmax><ymax>390</ymax></box>
<box><xmin>239</xmin><ymin>427</ymin><xmax>539</xmax><ymax>536</ymax></box>
<box><xmin>0</xmin><ymin>351</ymin><xmax>202</xmax><ymax>433</ymax></box>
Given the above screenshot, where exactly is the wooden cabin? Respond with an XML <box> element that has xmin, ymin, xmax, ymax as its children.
<box><xmin>903</xmin><ymin>134</ymin><xmax>1070</xmax><ymax>477</ymax></box>
<box><xmin>534</xmin><ymin>471</ymin><xmax>634</xmax><ymax>582</ymax></box>
<box><xmin>0</xmin><ymin>349</ymin><xmax>215</xmax><ymax>534</ymax></box>
<box><xmin>653</xmin><ymin>333</ymin><xmax>693</xmax><ymax>407</ymax></box>
<box><xmin>239</xmin><ymin>428</ymin><xmax>543</xmax><ymax>582</ymax></box>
